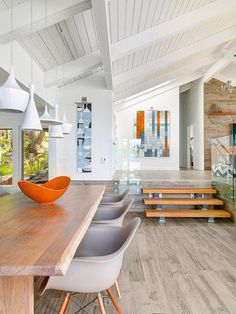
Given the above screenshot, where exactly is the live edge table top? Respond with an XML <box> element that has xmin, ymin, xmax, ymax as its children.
<box><xmin>0</xmin><ymin>185</ymin><xmax>105</xmax><ymax>277</ymax></box>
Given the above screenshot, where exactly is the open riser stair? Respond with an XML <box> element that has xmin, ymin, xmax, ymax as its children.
<box><xmin>142</xmin><ymin>187</ymin><xmax>231</xmax><ymax>223</ymax></box>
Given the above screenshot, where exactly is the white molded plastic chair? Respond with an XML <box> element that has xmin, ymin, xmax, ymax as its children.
<box><xmin>100</xmin><ymin>189</ymin><xmax>129</xmax><ymax>206</ymax></box>
<box><xmin>93</xmin><ymin>199</ymin><xmax>134</xmax><ymax>226</ymax></box>
<box><xmin>42</xmin><ymin>217</ymin><xmax>141</xmax><ymax>314</ymax></box>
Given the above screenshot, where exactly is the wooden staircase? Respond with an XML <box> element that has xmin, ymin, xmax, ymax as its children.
<box><xmin>142</xmin><ymin>187</ymin><xmax>231</xmax><ymax>223</ymax></box>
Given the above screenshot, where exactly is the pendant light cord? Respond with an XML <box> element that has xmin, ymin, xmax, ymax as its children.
<box><xmin>31</xmin><ymin>0</ymin><xmax>33</xmax><ymax>84</ymax></box>
<box><xmin>45</xmin><ymin>0</ymin><xmax>48</xmax><ymax>109</ymax></box>
<box><xmin>11</xmin><ymin>0</ymin><xmax>13</xmax><ymax>66</ymax></box>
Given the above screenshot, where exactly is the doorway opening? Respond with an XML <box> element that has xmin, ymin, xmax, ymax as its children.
<box><xmin>187</xmin><ymin>125</ymin><xmax>194</xmax><ymax>169</ymax></box>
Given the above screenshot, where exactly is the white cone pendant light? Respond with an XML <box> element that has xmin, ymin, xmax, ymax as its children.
<box><xmin>0</xmin><ymin>68</ymin><xmax>29</xmax><ymax>113</ymax></box>
<box><xmin>0</xmin><ymin>0</ymin><xmax>29</xmax><ymax>113</ymax></box>
<box><xmin>21</xmin><ymin>84</ymin><xmax>42</xmax><ymax>131</ymax></box>
<box><xmin>49</xmin><ymin>105</ymin><xmax>64</xmax><ymax>138</ymax></box>
<box><xmin>61</xmin><ymin>113</ymin><xmax>72</xmax><ymax>134</ymax></box>
<box><xmin>49</xmin><ymin>125</ymin><xmax>64</xmax><ymax>138</ymax></box>
<box><xmin>40</xmin><ymin>104</ymin><xmax>62</xmax><ymax>126</ymax></box>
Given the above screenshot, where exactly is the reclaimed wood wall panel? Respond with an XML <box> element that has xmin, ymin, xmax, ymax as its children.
<box><xmin>204</xmin><ymin>78</ymin><xmax>236</xmax><ymax>169</ymax></box>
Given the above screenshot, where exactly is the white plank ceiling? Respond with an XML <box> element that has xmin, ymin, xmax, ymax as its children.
<box><xmin>217</xmin><ymin>61</ymin><xmax>236</xmax><ymax>84</ymax></box>
<box><xmin>112</xmin><ymin>9</ymin><xmax>236</xmax><ymax>76</ymax></box>
<box><xmin>5</xmin><ymin>0</ymin><xmax>236</xmax><ymax>100</ymax></box>
<box><xmin>0</xmin><ymin>0</ymin><xmax>26</xmax><ymax>12</ymax></box>
<box><xmin>114</xmin><ymin>43</ymin><xmax>226</xmax><ymax>96</ymax></box>
<box><xmin>108</xmin><ymin>0</ymin><xmax>217</xmax><ymax>43</ymax></box>
<box><xmin>18</xmin><ymin>8</ymin><xmax>98</xmax><ymax>71</ymax></box>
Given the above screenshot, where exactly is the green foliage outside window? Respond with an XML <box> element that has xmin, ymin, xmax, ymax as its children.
<box><xmin>23</xmin><ymin>131</ymin><xmax>49</xmax><ymax>182</ymax></box>
<box><xmin>0</xmin><ymin>129</ymin><xmax>13</xmax><ymax>185</ymax></box>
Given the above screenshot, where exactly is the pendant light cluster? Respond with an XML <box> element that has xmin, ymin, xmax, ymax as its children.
<box><xmin>0</xmin><ymin>0</ymin><xmax>28</xmax><ymax>113</ymax></box>
<box><xmin>0</xmin><ymin>0</ymin><xmax>72</xmax><ymax>137</ymax></box>
<box><xmin>22</xmin><ymin>84</ymin><xmax>42</xmax><ymax>130</ymax></box>
<box><xmin>40</xmin><ymin>103</ymin><xmax>72</xmax><ymax>138</ymax></box>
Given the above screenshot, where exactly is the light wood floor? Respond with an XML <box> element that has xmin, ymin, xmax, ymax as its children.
<box><xmin>113</xmin><ymin>169</ymin><xmax>211</xmax><ymax>182</ymax></box>
<box><xmin>35</xmin><ymin>213</ymin><xmax>236</xmax><ymax>314</ymax></box>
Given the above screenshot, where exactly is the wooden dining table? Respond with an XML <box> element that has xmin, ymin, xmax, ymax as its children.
<box><xmin>0</xmin><ymin>184</ymin><xmax>105</xmax><ymax>314</ymax></box>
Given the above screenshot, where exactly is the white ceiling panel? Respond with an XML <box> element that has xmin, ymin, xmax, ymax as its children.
<box><xmin>108</xmin><ymin>0</ymin><xmax>217</xmax><ymax>43</ymax></box>
<box><xmin>114</xmin><ymin>45</ymin><xmax>223</xmax><ymax>95</ymax></box>
<box><xmin>0</xmin><ymin>0</ymin><xmax>26</xmax><ymax>12</ymax></box>
<box><xmin>219</xmin><ymin>61</ymin><xmax>236</xmax><ymax>80</ymax></box>
<box><xmin>113</xmin><ymin>9</ymin><xmax>236</xmax><ymax>76</ymax></box>
<box><xmin>18</xmin><ymin>8</ymin><xmax>99</xmax><ymax>71</ymax></box>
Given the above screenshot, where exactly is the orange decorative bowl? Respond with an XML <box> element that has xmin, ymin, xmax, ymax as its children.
<box><xmin>18</xmin><ymin>176</ymin><xmax>71</xmax><ymax>204</ymax></box>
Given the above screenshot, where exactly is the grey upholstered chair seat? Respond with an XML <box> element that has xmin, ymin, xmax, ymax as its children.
<box><xmin>100</xmin><ymin>189</ymin><xmax>129</xmax><ymax>206</ymax></box>
<box><xmin>93</xmin><ymin>199</ymin><xmax>134</xmax><ymax>226</ymax></box>
<box><xmin>44</xmin><ymin>218</ymin><xmax>140</xmax><ymax>294</ymax></box>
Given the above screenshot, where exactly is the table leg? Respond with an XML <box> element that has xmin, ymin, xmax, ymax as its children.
<box><xmin>0</xmin><ymin>276</ymin><xmax>34</xmax><ymax>314</ymax></box>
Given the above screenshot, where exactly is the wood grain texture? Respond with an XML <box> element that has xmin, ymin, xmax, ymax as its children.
<box><xmin>0</xmin><ymin>185</ymin><xmax>105</xmax><ymax>276</ymax></box>
<box><xmin>35</xmin><ymin>213</ymin><xmax>236</xmax><ymax>314</ymax></box>
<box><xmin>145</xmin><ymin>209</ymin><xmax>231</xmax><ymax>218</ymax></box>
<box><xmin>0</xmin><ymin>276</ymin><xmax>34</xmax><ymax>314</ymax></box>
<box><xmin>142</xmin><ymin>187</ymin><xmax>217</xmax><ymax>194</ymax></box>
<box><xmin>143</xmin><ymin>198</ymin><xmax>224</xmax><ymax>205</ymax></box>
<box><xmin>208</xmin><ymin>112</ymin><xmax>236</xmax><ymax>115</ymax></box>
<box><xmin>204</xmin><ymin>78</ymin><xmax>236</xmax><ymax>169</ymax></box>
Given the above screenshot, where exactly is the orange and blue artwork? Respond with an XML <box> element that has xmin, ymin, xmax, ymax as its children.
<box><xmin>136</xmin><ymin>110</ymin><xmax>170</xmax><ymax>157</ymax></box>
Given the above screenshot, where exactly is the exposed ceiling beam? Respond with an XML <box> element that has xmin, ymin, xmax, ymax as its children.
<box><xmin>114</xmin><ymin>54</ymin><xmax>219</xmax><ymax>100</ymax></box>
<box><xmin>44</xmin><ymin>51</ymin><xmax>102</xmax><ymax>87</ymax></box>
<box><xmin>114</xmin><ymin>26</ymin><xmax>236</xmax><ymax>86</ymax></box>
<box><xmin>115</xmin><ymin>72</ymin><xmax>204</xmax><ymax>111</ymax></box>
<box><xmin>111</xmin><ymin>0</ymin><xmax>236</xmax><ymax>61</ymax></box>
<box><xmin>180</xmin><ymin>83</ymin><xmax>192</xmax><ymax>94</ymax></box>
<box><xmin>91</xmin><ymin>0</ymin><xmax>113</xmax><ymax>89</ymax></box>
<box><xmin>203</xmin><ymin>44</ymin><xmax>236</xmax><ymax>82</ymax></box>
<box><xmin>0</xmin><ymin>0</ymin><xmax>91</xmax><ymax>44</ymax></box>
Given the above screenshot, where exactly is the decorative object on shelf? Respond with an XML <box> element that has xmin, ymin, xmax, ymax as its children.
<box><xmin>40</xmin><ymin>104</ymin><xmax>62</xmax><ymax>126</ymax></box>
<box><xmin>0</xmin><ymin>0</ymin><xmax>28</xmax><ymax>112</ymax></box>
<box><xmin>208</xmin><ymin>106</ymin><xmax>236</xmax><ymax>115</ymax></box>
<box><xmin>136</xmin><ymin>110</ymin><xmax>170</xmax><ymax>157</ymax></box>
<box><xmin>21</xmin><ymin>84</ymin><xmax>42</xmax><ymax>131</ymax></box>
<box><xmin>76</xmin><ymin>98</ymin><xmax>92</xmax><ymax>173</ymax></box>
<box><xmin>221</xmin><ymin>80</ymin><xmax>235</xmax><ymax>93</ymax></box>
<box><xmin>61</xmin><ymin>113</ymin><xmax>72</xmax><ymax>134</ymax></box>
<box><xmin>208</xmin><ymin>111</ymin><xmax>236</xmax><ymax>116</ymax></box>
<box><xmin>18</xmin><ymin>175</ymin><xmax>71</xmax><ymax>203</ymax></box>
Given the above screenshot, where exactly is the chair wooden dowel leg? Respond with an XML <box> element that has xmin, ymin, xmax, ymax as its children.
<box><xmin>98</xmin><ymin>293</ymin><xmax>106</xmax><ymax>314</ymax></box>
<box><xmin>107</xmin><ymin>288</ymin><xmax>122</xmax><ymax>314</ymax></box>
<box><xmin>59</xmin><ymin>292</ymin><xmax>71</xmax><ymax>314</ymax></box>
<box><xmin>114</xmin><ymin>280</ymin><xmax>121</xmax><ymax>299</ymax></box>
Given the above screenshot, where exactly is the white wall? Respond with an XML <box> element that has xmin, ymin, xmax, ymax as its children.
<box><xmin>179</xmin><ymin>91</ymin><xmax>188</xmax><ymax>168</ymax></box>
<box><xmin>179</xmin><ymin>79</ymin><xmax>204</xmax><ymax>170</ymax></box>
<box><xmin>116</xmin><ymin>87</ymin><xmax>180</xmax><ymax>170</ymax></box>
<box><xmin>56</xmin><ymin>72</ymin><xmax>113</xmax><ymax>181</ymax></box>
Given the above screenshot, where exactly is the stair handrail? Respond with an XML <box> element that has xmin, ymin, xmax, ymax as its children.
<box><xmin>208</xmin><ymin>138</ymin><xmax>231</xmax><ymax>166</ymax></box>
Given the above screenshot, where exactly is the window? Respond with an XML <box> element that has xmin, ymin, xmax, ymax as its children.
<box><xmin>22</xmin><ymin>130</ymin><xmax>49</xmax><ymax>183</ymax></box>
<box><xmin>0</xmin><ymin>129</ymin><xmax>13</xmax><ymax>185</ymax></box>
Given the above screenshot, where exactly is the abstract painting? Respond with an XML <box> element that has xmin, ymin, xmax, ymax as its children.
<box><xmin>76</xmin><ymin>102</ymin><xmax>92</xmax><ymax>172</ymax></box>
<box><xmin>136</xmin><ymin>110</ymin><xmax>170</xmax><ymax>157</ymax></box>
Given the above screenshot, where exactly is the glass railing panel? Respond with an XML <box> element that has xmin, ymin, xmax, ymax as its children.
<box><xmin>112</xmin><ymin>139</ymin><xmax>141</xmax><ymax>194</ymax></box>
<box><xmin>210</xmin><ymin>135</ymin><xmax>235</xmax><ymax>202</ymax></box>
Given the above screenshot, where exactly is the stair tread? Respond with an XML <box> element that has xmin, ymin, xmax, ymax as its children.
<box><xmin>145</xmin><ymin>209</ymin><xmax>231</xmax><ymax>218</ymax></box>
<box><xmin>143</xmin><ymin>198</ymin><xmax>224</xmax><ymax>205</ymax></box>
<box><xmin>142</xmin><ymin>187</ymin><xmax>217</xmax><ymax>194</ymax></box>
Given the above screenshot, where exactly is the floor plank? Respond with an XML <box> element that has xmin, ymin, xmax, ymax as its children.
<box><xmin>35</xmin><ymin>213</ymin><xmax>236</xmax><ymax>314</ymax></box>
